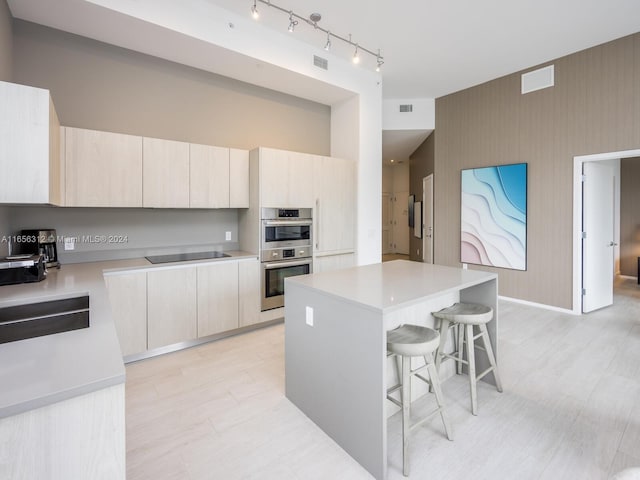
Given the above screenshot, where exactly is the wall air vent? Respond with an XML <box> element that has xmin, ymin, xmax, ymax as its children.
<box><xmin>521</xmin><ymin>65</ymin><xmax>554</xmax><ymax>94</ymax></box>
<box><xmin>313</xmin><ymin>55</ymin><xmax>328</xmax><ymax>70</ymax></box>
<box><xmin>399</xmin><ymin>104</ymin><xmax>413</xmax><ymax>113</ymax></box>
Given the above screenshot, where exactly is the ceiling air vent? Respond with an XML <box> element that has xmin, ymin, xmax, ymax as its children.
<box><xmin>313</xmin><ymin>55</ymin><xmax>328</xmax><ymax>70</ymax></box>
<box><xmin>521</xmin><ymin>65</ymin><xmax>554</xmax><ymax>94</ymax></box>
<box><xmin>399</xmin><ymin>104</ymin><xmax>413</xmax><ymax>113</ymax></box>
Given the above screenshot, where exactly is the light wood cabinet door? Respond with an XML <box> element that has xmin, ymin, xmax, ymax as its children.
<box><xmin>314</xmin><ymin>156</ymin><xmax>356</xmax><ymax>253</ymax></box>
<box><xmin>105</xmin><ymin>272</ymin><xmax>147</xmax><ymax>357</ymax></box>
<box><xmin>189</xmin><ymin>144</ymin><xmax>230</xmax><ymax>208</ymax></box>
<box><xmin>0</xmin><ymin>81</ymin><xmax>60</xmax><ymax>204</ymax></box>
<box><xmin>147</xmin><ymin>267</ymin><xmax>197</xmax><ymax>349</ymax></box>
<box><xmin>313</xmin><ymin>253</ymin><xmax>356</xmax><ymax>273</ymax></box>
<box><xmin>65</xmin><ymin>127</ymin><xmax>143</xmax><ymax>207</ymax></box>
<box><xmin>239</xmin><ymin>259</ymin><xmax>261</xmax><ymax>327</ymax></box>
<box><xmin>229</xmin><ymin>148</ymin><xmax>249</xmax><ymax>208</ymax></box>
<box><xmin>143</xmin><ymin>137</ymin><xmax>190</xmax><ymax>208</ymax></box>
<box><xmin>197</xmin><ymin>261</ymin><xmax>239</xmax><ymax>337</ymax></box>
<box><xmin>260</xmin><ymin>148</ymin><xmax>314</xmax><ymax>208</ymax></box>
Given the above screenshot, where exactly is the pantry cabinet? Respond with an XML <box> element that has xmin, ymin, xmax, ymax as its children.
<box><xmin>143</xmin><ymin>137</ymin><xmax>190</xmax><ymax>208</ymax></box>
<box><xmin>65</xmin><ymin>127</ymin><xmax>143</xmax><ymax>207</ymax></box>
<box><xmin>259</xmin><ymin>147</ymin><xmax>314</xmax><ymax>208</ymax></box>
<box><xmin>313</xmin><ymin>155</ymin><xmax>356</xmax><ymax>254</ymax></box>
<box><xmin>0</xmin><ymin>81</ymin><xmax>62</xmax><ymax>205</ymax></box>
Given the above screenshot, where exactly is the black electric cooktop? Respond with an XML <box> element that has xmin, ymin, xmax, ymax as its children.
<box><xmin>145</xmin><ymin>251</ymin><xmax>230</xmax><ymax>264</ymax></box>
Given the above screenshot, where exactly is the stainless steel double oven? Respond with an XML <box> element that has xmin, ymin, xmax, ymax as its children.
<box><xmin>260</xmin><ymin>208</ymin><xmax>312</xmax><ymax>311</ymax></box>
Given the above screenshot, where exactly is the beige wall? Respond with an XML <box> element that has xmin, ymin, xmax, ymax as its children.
<box><xmin>620</xmin><ymin>157</ymin><xmax>640</xmax><ymax>277</ymax></box>
<box><xmin>409</xmin><ymin>132</ymin><xmax>434</xmax><ymax>261</ymax></box>
<box><xmin>12</xmin><ymin>20</ymin><xmax>330</xmax><ymax>154</ymax></box>
<box><xmin>434</xmin><ymin>32</ymin><xmax>640</xmax><ymax>309</ymax></box>
<box><xmin>0</xmin><ymin>0</ymin><xmax>11</xmax><ymax>81</ymax></box>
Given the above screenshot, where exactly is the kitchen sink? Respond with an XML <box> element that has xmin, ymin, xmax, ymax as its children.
<box><xmin>145</xmin><ymin>251</ymin><xmax>231</xmax><ymax>264</ymax></box>
<box><xmin>0</xmin><ymin>296</ymin><xmax>90</xmax><ymax>344</ymax></box>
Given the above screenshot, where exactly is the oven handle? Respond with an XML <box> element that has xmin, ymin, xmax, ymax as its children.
<box><xmin>263</xmin><ymin>220</ymin><xmax>312</xmax><ymax>227</ymax></box>
<box><xmin>263</xmin><ymin>260</ymin><xmax>312</xmax><ymax>269</ymax></box>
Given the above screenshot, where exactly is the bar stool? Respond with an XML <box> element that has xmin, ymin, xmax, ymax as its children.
<box><xmin>432</xmin><ymin>303</ymin><xmax>502</xmax><ymax>415</ymax></box>
<box><xmin>386</xmin><ymin>324</ymin><xmax>453</xmax><ymax>477</ymax></box>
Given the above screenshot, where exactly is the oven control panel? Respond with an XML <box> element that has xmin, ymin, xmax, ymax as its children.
<box><xmin>262</xmin><ymin>246</ymin><xmax>310</xmax><ymax>261</ymax></box>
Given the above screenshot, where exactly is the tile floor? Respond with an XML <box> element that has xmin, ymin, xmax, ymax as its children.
<box><xmin>126</xmin><ymin>277</ymin><xmax>640</xmax><ymax>479</ymax></box>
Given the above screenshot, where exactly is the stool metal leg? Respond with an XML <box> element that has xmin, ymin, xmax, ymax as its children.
<box><xmin>479</xmin><ymin>323</ymin><xmax>503</xmax><ymax>393</ymax></box>
<box><xmin>401</xmin><ymin>355</ymin><xmax>411</xmax><ymax>477</ymax></box>
<box><xmin>465</xmin><ymin>324</ymin><xmax>478</xmax><ymax>415</ymax></box>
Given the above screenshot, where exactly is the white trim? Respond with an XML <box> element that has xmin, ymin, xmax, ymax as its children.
<box><xmin>499</xmin><ymin>295</ymin><xmax>577</xmax><ymax>315</ymax></box>
<box><xmin>572</xmin><ymin>148</ymin><xmax>640</xmax><ymax>315</ymax></box>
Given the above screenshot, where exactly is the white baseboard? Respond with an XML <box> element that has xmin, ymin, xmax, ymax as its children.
<box><xmin>498</xmin><ymin>295</ymin><xmax>578</xmax><ymax>315</ymax></box>
<box><xmin>618</xmin><ymin>275</ymin><xmax>637</xmax><ymax>280</ymax></box>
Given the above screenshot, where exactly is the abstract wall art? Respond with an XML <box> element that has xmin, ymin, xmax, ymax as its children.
<box><xmin>461</xmin><ymin>163</ymin><xmax>527</xmax><ymax>270</ymax></box>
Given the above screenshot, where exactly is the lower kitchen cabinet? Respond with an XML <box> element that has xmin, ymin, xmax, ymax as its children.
<box><xmin>105</xmin><ymin>272</ymin><xmax>147</xmax><ymax>357</ymax></box>
<box><xmin>313</xmin><ymin>253</ymin><xmax>356</xmax><ymax>273</ymax></box>
<box><xmin>147</xmin><ymin>267</ymin><xmax>197</xmax><ymax>349</ymax></box>
<box><xmin>239</xmin><ymin>259</ymin><xmax>261</xmax><ymax>327</ymax></box>
<box><xmin>197</xmin><ymin>262</ymin><xmax>239</xmax><ymax>336</ymax></box>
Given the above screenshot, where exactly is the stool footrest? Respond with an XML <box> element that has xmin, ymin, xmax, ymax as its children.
<box><xmin>386</xmin><ymin>395</ymin><xmax>402</xmax><ymax>408</ymax></box>
<box><xmin>476</xmin><ymin>366</ymin><xmax>496</xmax><ymax>382</ymax></box>
<box><xmin>410</xmin><ymin>407</ymin><xmax>447</xmax><ymax>432</ymax></box>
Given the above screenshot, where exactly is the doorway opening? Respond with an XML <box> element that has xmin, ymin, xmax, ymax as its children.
<box><xmin>572</xmin><ymin>148</ymin><xmax>640</xmax><ymax>314</ymax></box>
<box><xmin>422</xmin><ymin>174</ymin><xmax>433</xmax><ymax>263</ymax></box>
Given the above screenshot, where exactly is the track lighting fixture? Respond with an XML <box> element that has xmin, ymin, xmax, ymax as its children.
<box><xmin>247</xmin><ymin>0</ymin><xmax>384</xmax><ymax>71</ymax></box>
<box><xmin>288</xmin><ymin>12</ymin><xmax>298</xmax><ymax>32</ymax></box>
<box><xmin>324</xmin><ymin>31</ymin><xmax>331</xmax><ymax>51</ymax></box>
<box><xmin>352</xmin><ymin>45</ymin><xmax>360</xmax><ymax>64</ymax></box>
<box><xmin>376</xmin><ymin>50</ymin><xmax>384</xmax><ymax>72</ymax></box>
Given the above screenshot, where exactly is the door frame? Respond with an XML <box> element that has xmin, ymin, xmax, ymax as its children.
<box><xmin>572</xmin><ymin>148</ymin><xmax>640</xmax><ymax>314</ymax></box>
<box><xmin>422</xmin><ymin>174</ymin><xmax>433</xmax><ymax>263</ymax></box>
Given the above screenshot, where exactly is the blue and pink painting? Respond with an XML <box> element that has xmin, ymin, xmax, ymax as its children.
<box><xmin>461</xmin><ymin>163</ymin><xmax>527</xmax><ymax>271</ymax></box>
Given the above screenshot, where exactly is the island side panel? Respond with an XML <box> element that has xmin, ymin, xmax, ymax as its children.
<box><xmin>460</xmin><ymin>277</ymin><xmax>498</xmax><ymax>386</ymax></box>
<box><xmin>285</xmin><ymin>282</ymin><xmax>387</xmax><ymax>480</ymax></box>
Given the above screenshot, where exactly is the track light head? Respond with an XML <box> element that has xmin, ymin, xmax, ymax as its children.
<box><xmin>288</xmin><ymin>12</ymin><xmax>298</xmax><ymax>32</ymax></box>
<box><xmin>324</xmin><ymin>31</ymin><xmax>331</xmax><ymax>51</ymax></box>
<box><xmin>352</xmin><ymin>45</ymin><xmax>360</xmax><ymax>64</ymax></box>
<box><xmin>376</xmin><ymin>50</ymin><xmax>384</xmax><ymax>72</ymax></box>
<box><xmin>251</xmin><ymin>0</ymin><xmax>259</xmax><ymax>19</ymax></box>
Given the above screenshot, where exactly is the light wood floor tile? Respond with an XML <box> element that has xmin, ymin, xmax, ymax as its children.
<box><xmin>125</xmin><ymin>278</ymin><xmax>640</xmax><ymax>480</ymax></box>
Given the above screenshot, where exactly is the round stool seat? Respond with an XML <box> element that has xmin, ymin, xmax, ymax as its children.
<box><xmin>387</xmin><ymin>324</ymin><xmax>440</xmax><ymax>357</ymax></box>
<box><xmin>432</xmin><ymin>302</ymin><xmax>492</xmax><ymax>325</ymax></box>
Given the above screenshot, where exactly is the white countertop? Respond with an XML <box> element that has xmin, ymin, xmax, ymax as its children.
<box><xmin>286</xmin><ymin>260</ymin><xmax>497</xmax><ymax>313</ymax></box>
<box><xmin>0</xmin><ymin>251</ymin><xmax>256</xmax><ymax>418</ymax></box>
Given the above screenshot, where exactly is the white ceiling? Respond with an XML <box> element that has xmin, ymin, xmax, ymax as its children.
<box><xmin>207</xmin><ymin>0</ymin><xmax>640</xmax><ymax>99</ymax></box>
<box><xmin>8</xmin><ymin>0</ymin><xmax>640</xmax><ymax>164</ymax></box>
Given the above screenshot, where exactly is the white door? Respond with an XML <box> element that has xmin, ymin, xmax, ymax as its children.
<box><xmin>422</xmin><ymin>175</ymin><xmax>434</xmax><ymax>263</ymax></box>
<box><xmin>582</xmin><ymin>162</ymin><xmax>615</xmax><ymax>312</ymax></box>
<box><xmin>393</xmin><ymin>191</ymin><xmax>410</xmax><ymax>254</ymax></box>
<box><xmin>382</xmin><ymin>193</ymin><xmax>392</xmax><ymax>254</ymax></box>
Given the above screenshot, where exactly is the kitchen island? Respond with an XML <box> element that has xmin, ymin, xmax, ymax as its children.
<box><xmin>284</xmin><ymin>260</ymin><xmax>498</xmax><ymax>480</ymax></box>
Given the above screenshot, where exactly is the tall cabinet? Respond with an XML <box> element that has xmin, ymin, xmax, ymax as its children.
<box><xmin>0</xmin><ymin>81</ymin><xmax>62</xmax><ymax>204</ymax></box>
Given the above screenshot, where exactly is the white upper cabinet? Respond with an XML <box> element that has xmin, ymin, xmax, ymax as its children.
<box><xmin>0</xmin><ymin>81</ymin><xmax>62</xmax><ymax>204</ymax></box>
<box><xmin>229</xmin><ymin>148</ymin><xmax>249</xmax><ymax>208</ymax></box>
<box><xmin>189</xmin><ymin>143</ymin><xmax>230</xmax><ymax>209</ymax></box>
<box><xmin>143</xmin><ymin>137</ymin><xmax>190</xmax><ymax>208</ymax></box>
<box><xmin>65</xmin><ymin>127</ymin><xmax>143</xmax><ymax>207</ymax></box>
<box><xmin>313</xmin><ymin>155</ymin><xmax>356</xmax><ymax>253</ymax></box>
<box><xmin>259</xmin><ymin>147</ymin><xmax>314</xmax><ymax>208</ymax></box>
